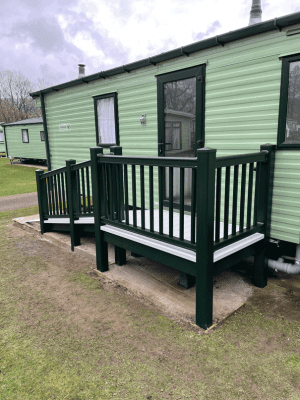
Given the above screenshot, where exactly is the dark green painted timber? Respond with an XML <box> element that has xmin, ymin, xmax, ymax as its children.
<box><xmin>90</xmin><ymin>147</ymin><xmax>108</xmax><ymax>272</ymax></box>
<box><xmin>277</xmin><ymin>53</ymin><xmax>300</xmax><ymax>149</ymax></box>
<box><xmin>157</xmin><ymin>65</ymin><xmax>206</xmax><ymax>156</ymax></box>
<box><xmin>66</xmin><ymin>160</ymin><xmax>80</xmax><ymax>250</ymax></box>
<box><xmin>3</xmin><ymin>126</ymin><xmax>8</xmax><ymax>157</ymax></box>
<box><xmin>35</xmin><ymin>145</ymin><xmax>274</xmax><ymax>329</ymax></box>
<box><xmin>40</xmin><ymin>92</ymin><xmax>51</xmax><ymax>170</ymax></box>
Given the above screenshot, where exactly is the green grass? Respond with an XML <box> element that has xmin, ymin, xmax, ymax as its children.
<box><xmin>0</xmin><ymin>158</ymin><xmax>42</xmax><ymax>197</ymax></box>
<box><xmin>1</xmin><ymin>208</ymin><xmax>300</xmax><ymax>399</ymax></box>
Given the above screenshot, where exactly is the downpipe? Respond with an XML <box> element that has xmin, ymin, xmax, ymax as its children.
<box><xmin>268</xmin><ymin>244</ymin><xmax>300</xmax><ymax>275</ymax></box>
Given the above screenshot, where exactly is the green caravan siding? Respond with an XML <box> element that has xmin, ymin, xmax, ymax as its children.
<box><xmin>43</xmin><ymin>22</ymin><xmax>300</xmax><ymax>243</ymax></box>
<box><xmin>202</xmin><ymin>24</ymin><xmax>300</xmax><ymax>244</ymax></box>
<box><xmin>44</xmin><ymin>65</ymin><xmax>159</xmax><ymax>171</ymax></box>
<box><xmin>5</xmin><ymin>123</ymin><xmax>46</xmax><ymax>160</ymax></box>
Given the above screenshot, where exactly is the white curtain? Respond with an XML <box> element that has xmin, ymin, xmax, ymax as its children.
<box><xmin>97</xmin><ymin>97</ymin><xmax>115</xmax><ymax>144</ymax></box>
<box><xmin>0</xmin><ymin>132</ymin><xmax>4</xmax><ymax>142</ymax></box>
<box><xmin>22</xmin><ymin>129</ymin><xmax>29</xmax><ymax>143</ymax></box>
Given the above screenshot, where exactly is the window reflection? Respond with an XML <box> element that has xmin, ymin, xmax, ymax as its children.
<box><xmin>285</xmin><ymin>61</ymin><xmax>300</xmax><ymax>143</ymax></box>
<box><xmin>164</xmin><ymin>77</ymin><xmax>196</xmax><ymax>157</ymax></box>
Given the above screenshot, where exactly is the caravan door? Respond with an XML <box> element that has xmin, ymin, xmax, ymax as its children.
<box><xmin>157</xmin><ymin>65</ymin><xmax>205</xmax><ymax>204</ymax></box>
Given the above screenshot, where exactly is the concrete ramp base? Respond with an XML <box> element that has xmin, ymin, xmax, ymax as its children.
<box><xmin>15</xmin><ymin>215</ymin><xmax>254</xmax><ymax>327</ymax></box>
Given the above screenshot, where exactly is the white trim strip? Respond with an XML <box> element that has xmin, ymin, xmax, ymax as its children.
<box><xmin>101</xmin><ymin>225</ymin><xmax>264</xmax><ymax>263</ymax></box>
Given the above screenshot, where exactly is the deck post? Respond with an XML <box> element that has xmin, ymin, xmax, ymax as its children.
<box><xmin>110</xmin><ymin>146</ymin><xmax>126</xmax><ymax>266</ymax></box>
<box><xmin>258</xmin><ymin>144</ymin><xmax>276</xmax><ymax>238</ymax></box>
<box><xmin>253</xmin><ymin>144</ymin><xmax>276</xmax><ymax>288</ymax></box>
<box><xmin>35</xmin><ymin>169</ymin><xmax>48</xmax><ymax>234</ymax></box>
<box><xmin>66</xmin><ymin>159</ymin><xmax>80</xmax><ymax>251</ymax></box>
<box><xmin>195</xmin><ymin>147</ymin><xmax>216</xmax><ymax>329</ymax></box>
<box><xmin>90</xmin><ymin>147</ymin><xmax>108</xmax><ymax>272</ymax></box>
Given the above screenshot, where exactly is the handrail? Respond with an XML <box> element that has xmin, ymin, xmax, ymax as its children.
<box><xmin>216</xmin><ymin>151</ymin><xmax>267</xmax><ymax>168</ymax></box>
<box><xmin>98</xmin><ymin>154</ymin><xmax>197</xmax><ymax>168</ymax></box>
<box><xmin>40</xmin><ymin>166</ymin><xmax>67</xmax><ymax>179</ymax></box>
<box><xmin>71</xmin><ymin>159</ymin><xmax>91</xmax><ymax>170</ymax></box>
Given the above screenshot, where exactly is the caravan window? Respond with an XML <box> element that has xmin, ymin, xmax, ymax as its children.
<box><xmin>0</xmin><ymin>131</ymin><xmax>4</xmax><ymax>142</ymax></box>
<box><xmin>93</xmin><ymin>93</ymin><xmax>119</xmax><ymax>147</ymax></box>
<box><xmin>40</xmin><ymin>131</ymin><xmax>45</xmax><ymax>141</ymax></box>
<box><xmin>22</xmin><ymin>129</ymin><xmax>29</xmax><ymax>143</ymax></box>
<box><xmin>278</xmin><ymin>55</ymin><xmax>300</xmax><ymax>148</ymax></box>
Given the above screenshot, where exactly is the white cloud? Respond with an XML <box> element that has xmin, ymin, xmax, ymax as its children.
<box><xmin>70</xmin><ymin>0</ymin><xmax>300</xmax><ymax>64</ymax></box>
<box><xmin>1</xmin><ymin>0</ymin><xmax>299</xmax><ymax>84</ymax></box>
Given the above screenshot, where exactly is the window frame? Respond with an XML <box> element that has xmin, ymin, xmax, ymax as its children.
<box><xmin>93</xmin><ymin>92</ymin><xmax>119</xmax><ymax>148</ymax></box>
<box><xmin>40</xmin><ymin>131</ymin><xmax>45</xmax><ymax>141</ymax></box>
<box><xmin>21</xmin><ymin>129</ymin><xmax>29</xmax><ymax>144</ymax></box>
<box><xmin>277</xmin><ymin>53</ymin><xmax>300</xmax><ymax>149</ymax></box>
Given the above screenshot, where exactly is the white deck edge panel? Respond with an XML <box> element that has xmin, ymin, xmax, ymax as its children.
<box><xmin>101</xmin><ymin>225</ymin><xmax>264</xmax><ymax>263</ymax></box>
<box><xmin>44</xmin><ymin>217</ymin><xmax>94</xmax><ymax>225</ymax></box>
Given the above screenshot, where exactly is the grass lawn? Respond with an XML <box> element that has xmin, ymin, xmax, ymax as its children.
<box><xmin>0</xmin><ymin>158</ymin><xmax>43</xmax><ymax>197</ymax></box>
<box><xmin>0</xmin><ymin>207</ymin><xmax>300</xmax><ymax>399</ymax></box>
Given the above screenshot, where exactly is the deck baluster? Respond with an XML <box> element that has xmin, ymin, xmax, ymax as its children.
<box><xmin>169</xmin><ymin>167</ymin><xmax>173</xmax><ymax>238</ymax></box>
<box><xmin>132</xmin><ymin>164</ymin><xmax>137</xmax><ymax>227</ymax></box>
<box><xmin>253</xmin><ymin>162</ymin><xmax>261</xmax><ymax>227</ymax></box>
<box><xmin>247</xmin><ymin>163</ymin><xmax>254</xmax><ymax>229</ymax></box>
<box><xmin>81</xmin><ymin>168</ymin><xmax>86</xmax><ymax>213</ymax></box>
<box><xmin>46</xmin><ymin>177</ymin><xmax>52</xmax><ymax>215</ymax></box>
<box><xmin>50</xmin><ymin>176</ymin><xmax>55</xmax><ymax>216</ymax></box>
<box><xmin>61</xmin><ymin>173</ymin><xmax>67</xmax><ymax>215</ymax></box>
<box><xmin>239</xmin><ymin>164</ymin><xmax>246</xmax><ymax>232</ymax></box>
<box><xmin>232</xmin><ymin>165</ymin><xmax>239</xmax><ymax>235</ymax></box>
<box><xmin>101</xmin><ymin>165</ymin><xmax>108</xmax><ymax>219</ymax></box>
<box><xmin>158</xmin><ymin>166</ymin><xmax>163</xmax><ymax>235</ymax></box>
<box><xmin>224</xmin><ymin>166</ymin><xmax>230</xmax><ymax>239</ymax></box>
<box><xmin>108</xmin><ymin>164</ymin><xmax>114</xmax><ymax>220</ymax></box>
<box><xmin>140</xmin><ymin>165</ymin><xmax>145</xmax><ymax>229</ymax></box>
<box><xmin>179</xmin><ymin>167</ymin><xmax>184</xmax><ymax>240</ymax></box>
<box><xmin>54</xmin><ymin>175</ymin><xmax>59</xmax><ymax>215</ymax></box>
<box><xmin>149</xmin><ymin>166</ymin><xmax>154</xmax><ymax>232</ymax></box>
<box><xmin>191</xmin><ymin>168</ymin><xmax>196</xmax><ymax>244</ymax></box>
<box><xmin>124</xmin><ymin>164</ymin><xmax>129</xmax><ymax>224</ymax></box>
<box><xmin>86</xmin><ymin>167</ymin><xmax>91</xmax><ymax>213</ymax></box>
<box><xmin>76</xmin><ymin>170</ymin><xmax>81</xmax><ymax>215</ymax></box>
<box><xmin>57</xmin><ymin>173</ymin><xmax>63</xmax><ymax>215</ymax></box>
<box><xmin>215</xmin><ymin>167</ymin><xmax>221</xmax><ymax>243</ymax></box>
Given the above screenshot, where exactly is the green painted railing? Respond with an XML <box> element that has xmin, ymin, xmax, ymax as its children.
<box><xmin>36</xmin><ymin>159</ymin><xmax>93</xmax><ymax>249</ymax></box>
<box><xmin>36</xmin><ymin>144</ymin><xmax>275</xmax><ymax>255</ymax></box>
<box><xmin>90</xmin><ymin>145</ymin><xmax>274</xmax><ymax>254</ymax></box>
<box><xmin>36</xmin><ymin>144</ymin><xmax>275</xmax><ymax>329</ymax></box>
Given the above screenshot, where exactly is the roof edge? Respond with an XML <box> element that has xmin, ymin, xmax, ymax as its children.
<box><xmin>30</xmin><ymin>11</ymin><xmax>300</xmax><ymax>98</ymax></box>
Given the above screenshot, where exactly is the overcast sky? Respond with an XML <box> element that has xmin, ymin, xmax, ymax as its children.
<box><xmin>1</xmin><ymin>0</ymin><xmax>300</xmax><ymax>88</ymax></box>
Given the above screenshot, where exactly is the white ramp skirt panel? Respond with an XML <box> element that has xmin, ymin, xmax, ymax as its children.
<box><xmin>44</xmin><ymin>217</ymin><xmax>95</xmax><ymax>224</ymax></box>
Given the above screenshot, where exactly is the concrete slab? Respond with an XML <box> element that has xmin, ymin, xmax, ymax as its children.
<box><xmin>14</xmin><ymin>215</ymin><xmax>254</xmax><ymax>327</ymax></box>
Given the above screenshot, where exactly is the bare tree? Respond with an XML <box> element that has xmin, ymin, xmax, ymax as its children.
<box><xmin>0</xmin><ymin>70</ymin><xmax>42</xmax><ymax>123</ymax></box>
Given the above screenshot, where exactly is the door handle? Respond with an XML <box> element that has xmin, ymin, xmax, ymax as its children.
<box><xmin>158</xmin><ymin>139</ymin><xmax>163</xmax><ymax>155</ymax></box>
<box><xmin>197</xmin><ymin>140</ymin><xmax>204</xmax><ymax>148</ymax></box>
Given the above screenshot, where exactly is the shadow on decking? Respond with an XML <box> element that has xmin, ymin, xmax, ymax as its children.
<box><xmin>14</xmin><ymin>214</ymin><xmax>255</xmax><ymax>328</ymax></box>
